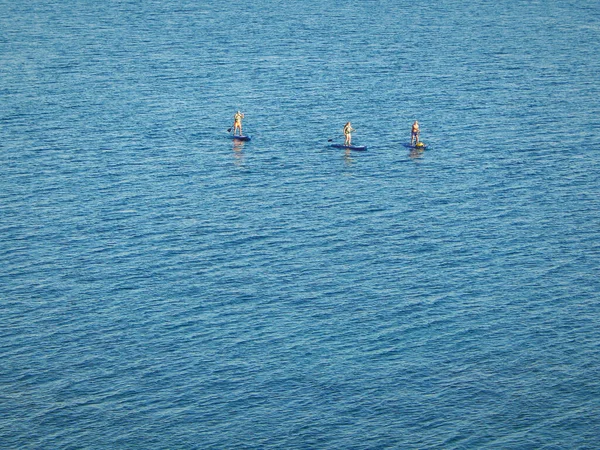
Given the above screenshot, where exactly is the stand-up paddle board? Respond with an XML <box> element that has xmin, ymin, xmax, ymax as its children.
<box><xmin>331</xmin><ymin>144</ymin><xmax>367</xmax><ymax>151</ymax></box>
<box><xmin>230</xmin><ymin>134</ymin><xmax>251</xmax><ymax>141</ymax></box>
<box><xmin>403</xmin><ymin>142</ymin><xmax>427</xmax><ymax>149</ymax></box>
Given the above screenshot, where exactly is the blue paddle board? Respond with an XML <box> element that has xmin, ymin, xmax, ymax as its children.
<box><xmin>404</xmin><ymin>142</ymin><xmax>427</xmax><ymax>149</ymax></box>
<box><xmin>230</xmin><ymin>134</ymin><xmax>251</xmax><ymax>141</ymax></box>
<box><xmin>331</xmin><ymin>144</ymin><xmax>367</xmax><ymax>151</ymax></box>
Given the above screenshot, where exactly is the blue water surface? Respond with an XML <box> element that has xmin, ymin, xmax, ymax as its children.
<box><xmin>1</xmin><ymin>0</ymin><xmax>599</xmax><ymax>448</ymax></box>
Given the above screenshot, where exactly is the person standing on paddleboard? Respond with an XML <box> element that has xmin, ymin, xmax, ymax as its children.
<box><xmin>344</xmin><ymin>122</ymin><xmax>355</xmax><ymax>146</ymax></box>
<box><xmin>232</xmin><ymin>111</ymin><xmax>245</xmax><ymax>135</ymax></box>
<box><xmin>411</xmin><ymin>120</ymin><xmax>420</xmax><ymax>145</ymax></box>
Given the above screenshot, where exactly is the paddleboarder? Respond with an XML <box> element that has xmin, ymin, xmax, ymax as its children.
<box><xmin>343</xmin><ymin>122</ymin><xmax>355</xmax><ymax>146</ymax></box>
<box><xmin>410</xmin><ymin>120</ymin><xmax>420</xmax><ymax>145</ymax></box>
<box><xmin>232</xmin><ymin>111</ymin><xmax>245</xmax><ymax>136</ymax></box>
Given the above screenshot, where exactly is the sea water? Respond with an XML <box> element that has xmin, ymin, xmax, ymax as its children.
<box><xmin>1</xmin><ymin>0</ymin><xmax>599</xmax><ymax>448</ymax></box>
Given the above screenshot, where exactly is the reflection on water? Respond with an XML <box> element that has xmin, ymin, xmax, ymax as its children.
<box><xmin>409</xmin><ymin>147</ymin><xmax>425</xmax><ymax>160</ymax></box>
<box><xmin>233</xmin><ymin>140</ymin><xmax>245</xmax><ymax>166</ymax></box>
<box><xmin>344</xmin><ymin>148</ymin><xmax>354</xmax><ymax>166</ymax></box>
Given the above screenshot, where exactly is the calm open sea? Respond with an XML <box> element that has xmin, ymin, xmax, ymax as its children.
<box><xmin>1</xmin><ymin>0</ymin><xmax>599</xmax><ymax>448</ymax></box>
